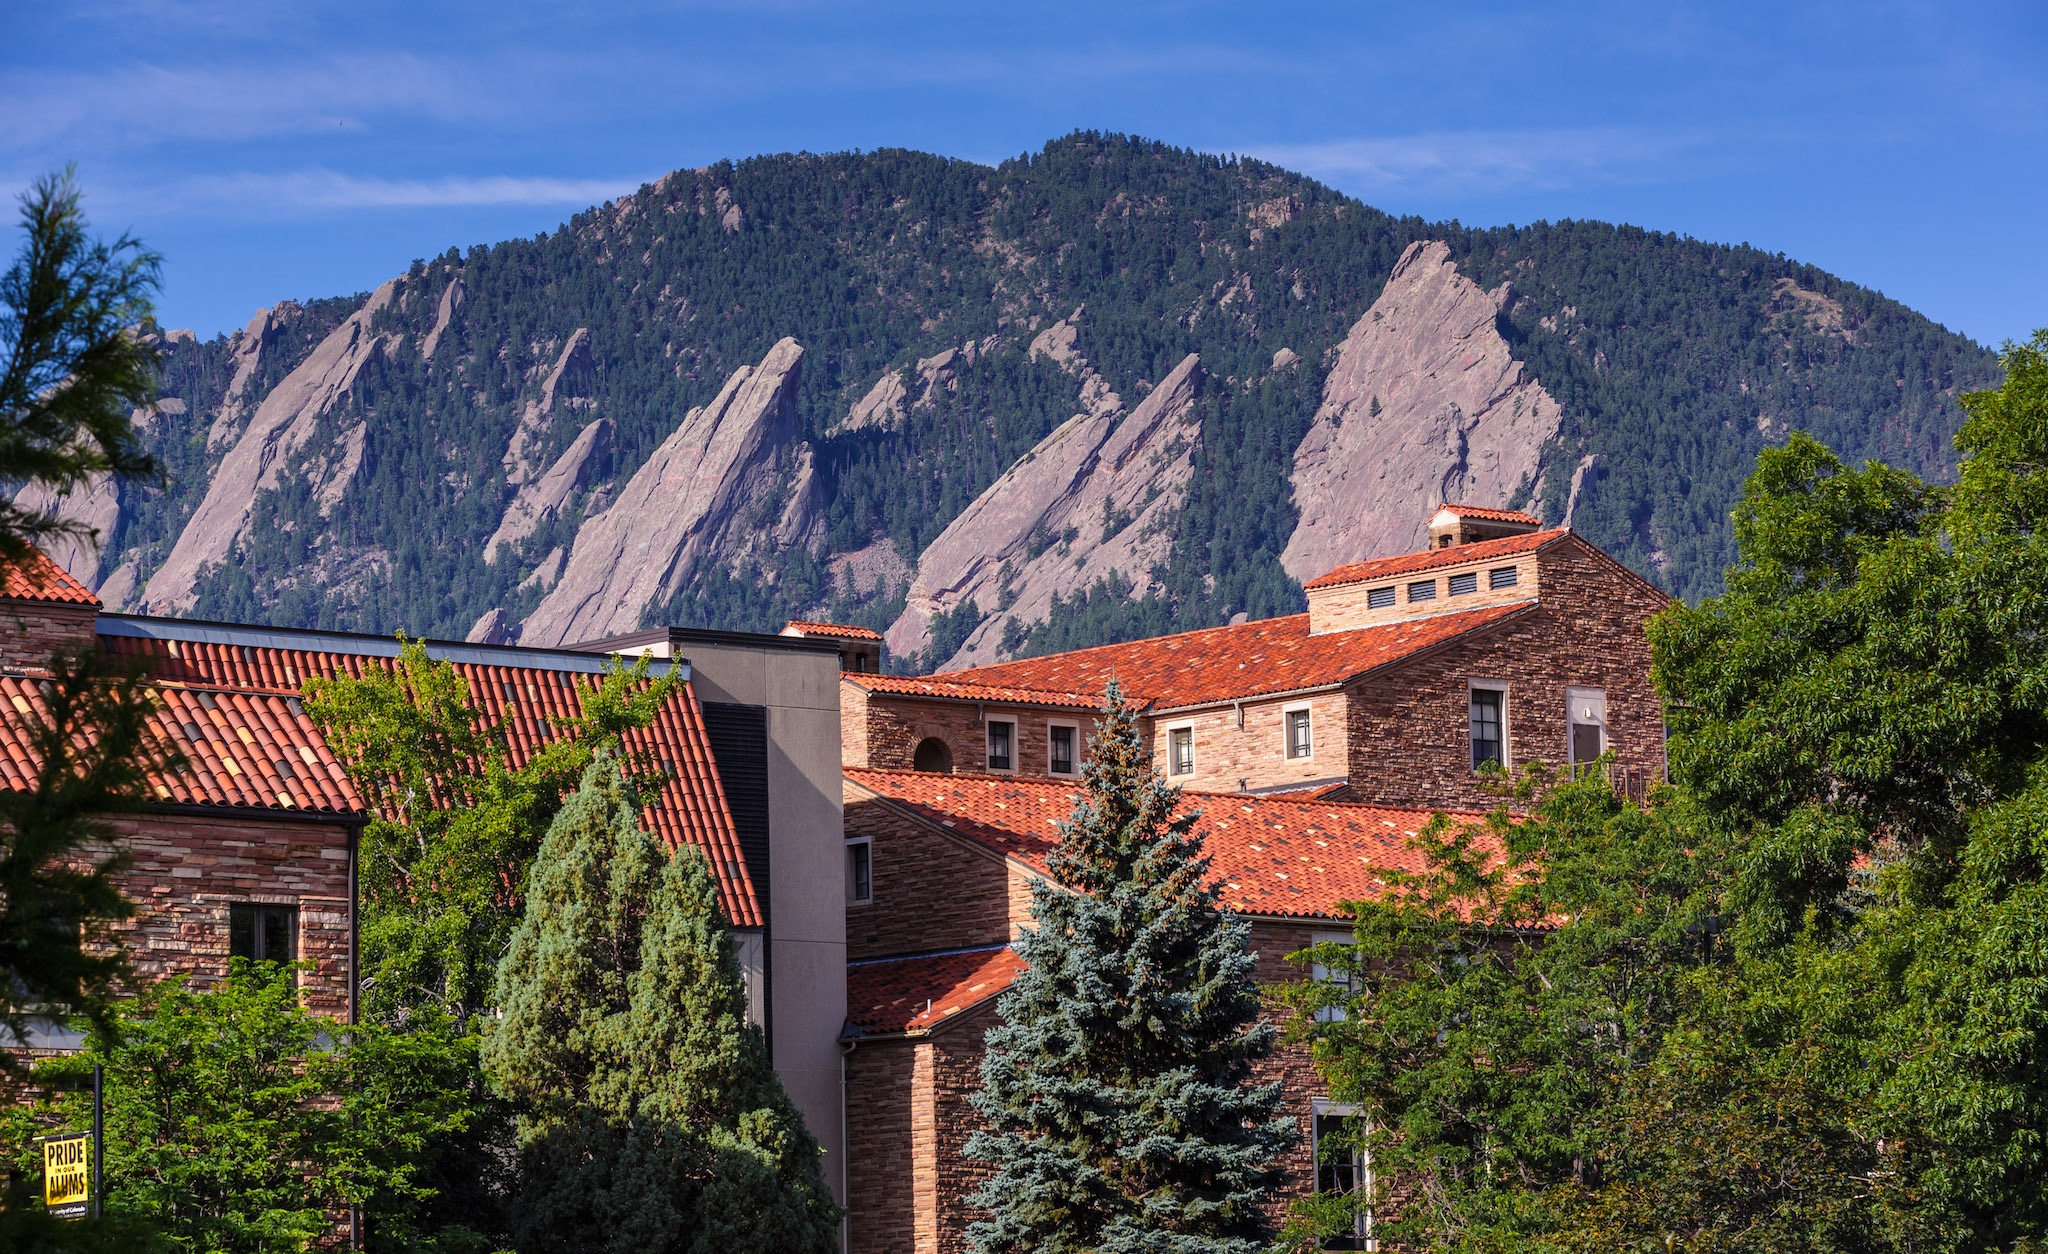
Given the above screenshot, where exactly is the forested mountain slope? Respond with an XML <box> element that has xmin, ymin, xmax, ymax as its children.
<box><xmin>47</xmin><ymin>134</ymin><xmax>1996</xmax><ymax>666</ymax></box>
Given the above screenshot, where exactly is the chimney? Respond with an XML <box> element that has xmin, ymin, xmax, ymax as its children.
<box><xmin>1426</xmin><ymin>503</ymin><xmax>1543</xmax><ymax>550</ymax></box>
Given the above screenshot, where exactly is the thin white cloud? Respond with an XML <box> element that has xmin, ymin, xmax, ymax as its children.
<box><xmin>1249</xmin><ymin>128</ymin><xmax>1718</xmax><ymax>197</ymax></box>
<box><xmin>165</xmin><ymin>169</ymin><xmax>648</xmax><ymax>214</ymax></box>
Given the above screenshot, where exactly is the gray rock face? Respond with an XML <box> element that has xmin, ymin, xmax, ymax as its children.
<box><xmin>485</xmin><ymin>417</ymin><xmax>613</xmax><ymax>563</ymax></box>
<box><xmin>466</xmin><ymin>606</ymin><xmax>516</xmax><ymax>645</ymax></box>
<box><xmin>421</xmin><ymin>276</ymin><xmax>465</xmax><ymax>361</ymax></box>
<box><xmin>139</xmin><ymin>279</ymin><xmax>403</xmax><ymax>615</ymax></box>
<box><xmin>885</xmin><ymin>351</ymin><xmax>1203</xmax><ymax>669</ymax></box>
<box><xmin>14</xmin><ymin>474</ymin><xmax>120</xmax><ymax>589</ymax></box>
<box><xmin>504</xmin><ymin>328</ymin><xmax>594</xmax><ymax>485</ymax></box>
<box><xmin>1279</xmin><ymin>241</ymin><xmax>1563</xmax><ymax>581</ymax></box>
<box><xmin>518</xmin><ymin>337</ymin><xmax>812</xmax><ymax>647</ymax></box>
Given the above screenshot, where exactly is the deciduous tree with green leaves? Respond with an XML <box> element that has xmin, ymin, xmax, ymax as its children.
<box><xmin>965</xmin><ymin>681</ymin><xmax>1295</xmax><ymax>1254</ymax></box>
<box><xmin>480</xmin><ymin>752</ymin><xmax>840</xmax><ymax>1254</ymax></box>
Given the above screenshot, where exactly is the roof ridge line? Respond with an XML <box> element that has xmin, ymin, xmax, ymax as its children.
<box><xmin>846</xmin><ymin>942</ymin><xmax>1014</xmax><ymax>968</ymax></box>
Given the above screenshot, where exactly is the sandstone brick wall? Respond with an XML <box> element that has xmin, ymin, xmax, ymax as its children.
<box><xmin>841</xmin><ymin>681</ymin><xmax>872</xmax><ymax>769</ymax></box>
<box><xmin>846</xmin><ymin>1041</ymin><xmax>919</xmax><ymax>1254</ymax></box>
<box><xmin>108</xmin><ymin>809</ymin><xmax>357</xmax><ymax>1018</ymax></box>
<box><xmin>1307</xmin><ymin>549</ymin><xmax>1540</xmax><ymax>634</ymax></box>
<box><xmin>855</xmin><ymin>693</ymin><xmax>1093</xmax><ymax>780</ymax></box>
<box><xmin>1143</xmin><ymin>691</ymin><xmax>1349</xmax><ymax>795</ymax></box>
<box><xmin>845</xmin><ymin>787</ymin><xmax>1017</xmax><ymax>961</ymax></box>
<box><xmin>1344</xmin><ymin>540</ymin><xmax>1666</xmax><ymax>812</ymax></box>
<box><xmin>0</xmin><ymin>602</ymin><xmax>97</xmax><ymax>671</ymax></box>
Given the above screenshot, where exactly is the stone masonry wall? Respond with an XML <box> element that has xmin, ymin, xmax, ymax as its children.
<box><xmin>0</xmin><ymin>602</ymin><xmax>97</xmax><ymax>671</ymax></box>
<box><xmin>1344</xmin><ymin>539</ymin><xmax>1667</xmax><ymax>812</ymax></box>
<box><xmin>846</xmin><ymin>1039</ymin><xmax>918</xmax><ymax>1254</ymax></box>
<box><xmin>108</xmin><ymin>809</ymin><xmax>356</xmax><ymax>1018</ymax></box>
<box><xmin>845</xmin><ymin>786</ymin><xmax>1017</xmax><ymax>961</ymax></box>
<box><xmin>855</xmin><ymin>693</ymin><xmax>1093</xmax><ymax>780</ymax></box>
<box><xmin>1144</xmin><ymin>691</ymin><xmax>1350</xmax><ymax>795</ymax></box>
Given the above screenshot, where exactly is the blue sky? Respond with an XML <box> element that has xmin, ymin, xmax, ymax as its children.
<box><xmin>5</xmin><ymin>1</ymin><xmax>2042</xmax><ymax>347</ymax></box>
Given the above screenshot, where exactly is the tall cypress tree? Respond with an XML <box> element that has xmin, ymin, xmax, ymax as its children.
<box><xmin>481</xmin><ymin>752</ymin><xmax>840</xmax><ymax>1254</ymax></box>
<box><xmin>965</xmin><ymin>681</ymin><xmax>1295</xmax><ymax>1253</ymax></box>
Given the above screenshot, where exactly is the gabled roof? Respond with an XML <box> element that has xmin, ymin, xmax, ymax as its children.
<box><xmin>1304</xmin><ymin>528</ymin><xmax>1568</xmax><ymax>591</ymax></box>
<box><xmin>783</xmin><ymin>620</ymin><xmax>883</xmax><ymax>641</ymax></box>
<box><xmin>927</xmin><ymin>600</ymin><xmax>1533</xmax><ymax>711</ymax></box>
<box><xmin>846</xmin><ymin>769</ymin><xmax>1486</xmax><ymax>920</ymax></box>
<box><xmin>0</xmin><ymin>676</ymin><xmax>364</xmax><ymax>815</ymax></box>
<box><xmin>97</xmin><ymin>616</ymin><xmax>759</xmax><ymax>927</ymax></box>
<box><xmin>0</xmin><ymin>549</ymin><xmax>99</xmax><ymax>607</ymax></box>
<box><xmin>845</xmin><ymin>944</ymin><xmax>1026</xmax><ymax>1036</ymax></box>
<box><xmin>1434</xmin><ymin>504</ymin><xmax>1543</xmax><ymax>525</ymax></box>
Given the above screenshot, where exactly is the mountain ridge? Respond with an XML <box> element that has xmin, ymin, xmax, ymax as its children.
<box><xmin>38</xmin><ymin>133</ymin><xmax>1997</xmax><ymax>665</ymax></box>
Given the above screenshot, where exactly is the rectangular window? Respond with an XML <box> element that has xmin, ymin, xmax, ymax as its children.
<box><xmin>1489</xmin><ymin>565</ymin><xmax>1519</xmax><ymax>589</ymax></box>
<box><xmin>229</xmin><ymin>904</ymin><xmax>296</xmax><ymax>964</ymax></box>
<box><xmin>1366</xmin><ymin>586</ymin><xmax>1395</xmax><ymax>609</ymax></box>
<box><xmin>1287</xmin><ymin>708</ymin><xmax>1313</xmax><ymax>760</ymax></box>
<box><xmin>1407</xmin><ymin>580</ymin><xmax>1437</xmax><ymax>602</ymax></box>
<box><xmin>1312</xmin><ymin>1102</ymin><xmax>1375</xmax><ymax>1250</ymax></box>
<box><xmin>845</xmin><ymin>839</ymin><xmax>873</xmax><ymax>905</ymax></box>
<box><xmin>1568</xmin><ymin>686</ymin><xmax>1608</xmax><ymax>772</ymax></box>
<box><xmin>1448</xmin><ymin>571</ymin><xmax>1479</xmax><ymax>596</ymax></box>
<box><xmin>1469</xmin><ymin>687</ymin><xmax>1505</xmax><ymax>770</ymax></box>
<box><xmin>1310</xmin><ymin>930</ymin><xmax>1355</xmax><ymax>1023</ymax></box>
<box><xmin>987</xmin><ymin>720</ymin><xmax>1014</xmax><ymax>772</ymax></box>
<box><xmin>1047</xmin><ymin>723</ymin><xmax>1077</xmax><ymax>775</ymax></box>
<box><xmin>1169</xmin><ymin>727</ymin><xmax>1195</xmax><ymax>776</ymax></box>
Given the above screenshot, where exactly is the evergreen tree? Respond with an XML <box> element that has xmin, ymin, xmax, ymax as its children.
<box><xmin>965</xmin><ymin>681</ymin><xmax>1294</xmax><ymax>1254</ymax></box>
<box><xmin>480</xmin><ymin>752</ymin><xmax>840</xmax><ymax>1254</ymax></box>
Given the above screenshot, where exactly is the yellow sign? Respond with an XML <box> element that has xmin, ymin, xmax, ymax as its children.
<box><xmin>41</xmin><ymin>1131</ymin><xmax>90</xmax><ymax>1218</ymax></box>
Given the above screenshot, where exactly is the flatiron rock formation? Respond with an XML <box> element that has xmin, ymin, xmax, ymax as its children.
<box><xmin>485</xmin><ymin>417</ymin><xmax>613</xmax><ymax>562</ymax></box>
<box><xmin>518</xmin><ymin>337</ymin><xmax>814</xmax><ymax>647</ymax></box>
<box><xmin>887</xmin><ymin>350</ymin><xmax>1202</xmax><ymax>669</ymax></box>
<box><xmin>138</xmin><ymin>280</ymin><xmax>402</xmax><ymax>615</ymax></box>
<box><xmin>1280</xmin><ymin>241</ymin><xmax>1563</xmax><ymax>580</ymax></box>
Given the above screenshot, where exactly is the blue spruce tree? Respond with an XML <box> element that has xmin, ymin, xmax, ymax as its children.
<box><xmin>966</xmin><ymin>681</ymin><xmax>1296</xmax><ymax>1253</ymax></box>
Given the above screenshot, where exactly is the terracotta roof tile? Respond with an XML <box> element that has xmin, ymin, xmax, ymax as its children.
<box><xmin>784</xmin><ymin>620</ymin><xmax>883</xmax><ymax>641</ymax></box>
<box><xmin>0</xmin><ymin>549</ymin><xmax>99</xmax><ymax>607</ymax></box>
<box><xmin>843</xmin><ymin>673</ymin><xmax>1109</xmax><ymax>710</ymax></box>
<box><xmin>1436</xmin><ymin>504</ymin><xmax>1543</xmax><ymax>525</ymax></box>
<box><xmin>847</xmin><ymin>769</ymin><xmax>1488</xmax><ymax>920</ymax></box>
<box><xmin>934</xmin><ymin>601</ymin><xmax>1532</xmax><ymax>711</ymax></box>
<box><xmin>1303</xmin><ymin>529</ymin><xmax>1568</xmax><ymax>591</ymax></box>
<box><xmin>0</xmin><ymin>676</ymin><xmax>364</xmax><ymax>815</ymax></box>
<box><xmin>845</xmin><ymin>944</ymin><xmax>1026</xmax><ymax>1035</ymax></box>
<box><xmin>99</xmin><ymin>630</ymin><xmax>760</xmax><ymax>927</ymax></box>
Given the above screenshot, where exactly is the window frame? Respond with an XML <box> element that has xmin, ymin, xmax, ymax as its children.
<box><xmin>985</xmin><ymin>718</ymin><xmax>1017</xmax><ymax>773</ymax></box>
<box><xmin>1284</xmin><ymin>702</ymin><xmax>1315</xmax><ymax>761</ymax></box>
<box><xmin>1566</xmin><ymin>685</ymin><xmax>1608</xmax><ymax>770</ymax></box>
<box><xmin>228</xmin><ymin>902</ymin><xmax>298</xmax><ymax>965</ymax></box>
<box><xmin>845</xmin><ymin>837</ymin><xmax>874</xmax><ymax>906</ymax></box>
<box><xmin>1467</xmin><ymin>679</ymin><xmax>1511</xmax><ymax>773</ymax></box>
<box><xmin>1309</xmin><ymin>929</ymin><xmax>1356</xmax><ymax>1022</ymax></box>
<box><xmin>1045</xmin><ymin>719</ymin><xmax>1080</xmax><ymax>777</ymax></box>
<box><xmin>1310</xmin><ymin>1098</ymin><xmax>1377</xmax><ymax>1250</ymax></box>
<box><xmin>1166</xmin><ymin>723</ymin><xmax>1197</xmax><ymax>777</ymax></box>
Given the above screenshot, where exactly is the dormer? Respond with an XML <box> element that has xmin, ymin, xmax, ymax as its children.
<box><xmin>1426</xmin><ymin>503</ymin><xmax>1543</xmax><ymax>550</ymax></box>
<box><xmin>781</xmin><ymin>620</ymin><xmax>884</xmax><ymax>673</ymax></box>
<box><xmin>1304</xmin><ymin>520</ymin><xmax>1563</xmax><ymax>636</ymax></box>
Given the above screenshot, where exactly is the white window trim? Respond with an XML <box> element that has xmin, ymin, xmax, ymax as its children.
<box><xmin>1566</xmin><ymin>685</ymin><xmax>1608</xmax><ymax>765</ymax></box>
<box><xmin>984</xmin><ymin>717</ymin><xmax>1018</xmax><ymax>774</ymax></box>
<box><xmin>1467</xmin><ymin>679</ymin><xmax>1511</xmax><ymax>773</ymax></box>
<box><xmin>1283</xmin><ymin>701</ymin><xmax>1316</xmax><ymax>762</ymax></box>
<box><xmin>1164</xmin><ymin>721</ymin><xmax>1197</xmax><ymax>777</ymax></box>
<box><xmin>1045</xmin><ymin>718</ymin><xmax>1081</xmax><ymax>777</ymax></box>
<box><xmin>845</xmin><ymin>837</ymin><xmax>873</xmax><ymax>906</ymax></box>
<box><xmin>1310</xmin><ymin>929</ymin><xmax>1354</xmax><ymax>1022</ymax></box>
<box><xmin>1311</xmin><ymin>1097</ymin><xmax>1377</xmax><ymax>1250</ymax></box>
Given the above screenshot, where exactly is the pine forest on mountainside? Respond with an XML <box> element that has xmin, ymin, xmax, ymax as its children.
<box><xmin>95</xmin><ymin>133</ymin><xmax>1997</xmax><ymax>661</ymax></box>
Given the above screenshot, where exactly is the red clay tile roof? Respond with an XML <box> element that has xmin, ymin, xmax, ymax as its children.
<box><xmin>845</xmin><ymin>944</ymin><xmax>1026</xmax><ymax>1036</ymax></box>
<box><xmin>784</xmin><ymin>620</ymin><xmax>883</xmax><ymax>641</ymax></box>
<box><xmin>934</xmin><ymin>601</ymin><xmax>1532</xmax><ymax>711</ymax></box>
<box><xmin>0</xmin><ymin>549</ymin><xmax>99</xmax><ymax>607</ymax></box>
<box><xmin>1435</xmin><ymin>504</ymin><xmax>1543</xmax><ymax>525</ymax></box>
<box><xmin>98</xmin><ymin>622</ymin><xmax>759</xmax><ymax>927</ymax></box>
<box><xmin>0</xmin><ymin>676</ymin><xmax>364</xmax><ymax>815</ymax></box>
<box><xmin>1303</xmin><ymin>529</ymin><xmax>1568</xmax><ymax>591</ymax></box>
<box><xmin>846</xmin><ymin>769</ymin><xmax>1487</xmax><ymax>920</ymax></box>
<box><xmin>843</xmin><ymin>673</ymin><xmax>1109</xmax><ymax>710</ymax></box>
